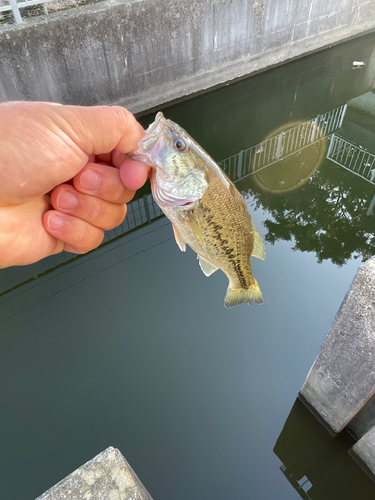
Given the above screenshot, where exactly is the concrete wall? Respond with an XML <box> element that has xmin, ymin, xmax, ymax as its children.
<box><xmin>1</xmin><ymin>0</ymin><xmax>375</xmax><ymax>113</ymax></box>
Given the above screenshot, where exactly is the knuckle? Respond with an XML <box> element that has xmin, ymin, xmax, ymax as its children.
<box><xmin>90</xmin><ymin>199</ymin><xmax>126</xmax><ymax>231</ymax></box>
<box><xmin>74</xmin><ymin>222</ymin><xmax>103</xmax><ymax>253</ymax></box>
<box><xmin>103</xmin><ymin>204</ymin><xmax>126</xmax><ymax>230</ymax></box>
<box><xmin>111</xmin><ymin>184</ymin><xmax>128</xmax><ymax>204</ymax></box>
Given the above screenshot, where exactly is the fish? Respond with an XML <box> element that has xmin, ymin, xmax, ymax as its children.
<box><xmin>130</xmin><ymin>112</ymin><xmax>265</xmax><ymax>307</ymax></box>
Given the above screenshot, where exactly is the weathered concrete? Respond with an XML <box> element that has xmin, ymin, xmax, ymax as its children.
<box><xmin>1</xmin><ymin>0</ymin><xmax>375</xmax><ymax>113</ymax></box>
<box><xmin>349</xmin><ymin>393</ymin><xmax>375</xmax><ymax>439</ymax></box>
<box><xmin>35</xmin><ymin>447</ymin><xmax>153</xmax><ymax>500</ymax></box>
<box><xmin>351</xmin><ymin>426</ymin><xmax>375</xmax><ymax>479</ymax></box>
<box><xmin>300</xmin><ymin>257</ymin><xmax>375</xmax><ymax>434</ymax></box>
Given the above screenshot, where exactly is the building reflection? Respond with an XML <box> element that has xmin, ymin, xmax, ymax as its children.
<box><xmin>274</xmin><ymin>398</ymin><xmax>375</xmax><ymax>499</ymax></box>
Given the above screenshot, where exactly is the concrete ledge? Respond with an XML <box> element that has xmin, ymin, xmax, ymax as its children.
<box><xmin>351</xmin><ymin>426</ymin><xmax>375</xmax><ymax>480</ymax></box>
<box><xmin>35</xmin><ymin>447</ymin><xmax>153</xmax><ymax>500</ymax></box>
<box><xmin>1</xmin><ymin>0</ymin><xmax>375</xmax><ymax>112</ymax></box>
<box><xmin>300</xmin><ymin>257</ymin><xmax>375</xmax><ymax>434</ymax></box>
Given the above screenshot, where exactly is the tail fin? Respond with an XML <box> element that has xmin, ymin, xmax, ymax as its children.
<box><xmin>224</xmin><ymin>280</ymin><xmax>263</xmax><ymax>308</ymax></box>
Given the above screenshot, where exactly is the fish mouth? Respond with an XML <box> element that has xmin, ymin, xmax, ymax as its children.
<box><xmin>129</xmin><ymin>112</ymin><xmax>167</xmax><ymax>165</ymax></box>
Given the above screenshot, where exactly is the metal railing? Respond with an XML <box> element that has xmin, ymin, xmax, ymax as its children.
<box><xmin>219</xmin><ymin>104</ymin><xmax>347</xmax><ymax>182</ymax></box>
<box><xmin>0</xmin><ymin>0</ymin><xmax>50</xmax><ymax>23</ymax></box>
<box><xmin>326</xmin><ymin>133</ymin><xmax>375</xmax><ymax>185</ymax></box>
<box><xmin>0</xmin><ymin>0</ymin><xmax>108</xmax><ymax>24</ymax></box>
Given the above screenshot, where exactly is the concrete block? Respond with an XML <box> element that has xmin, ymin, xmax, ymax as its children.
<box><xmin>351</xmin><ymin>425</ymin><xmax>375</xmax><ymax>479</ymax></box>
<box><xmin>35</xmin><ymin>447</ymin><xmax>153</xmax><ymax>500</ymax></box>
<box><xmin>348</xmin><ymin>392</ymin><xmax>375</xmax><ymax>439</ymax></box>
<box><xmin>300</xmin><ymin>257</ymin><xmax>375</xmax><ymax>433</ymax></box>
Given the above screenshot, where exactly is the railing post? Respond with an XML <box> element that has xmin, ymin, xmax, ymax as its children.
<box><xmin>366</xmin><ymin>193</ymin><xmax>375</xmax><ymax>216</ymax></box>
<box><xmin>8</xmin><ymin>0</ymin><xmax>22</xmax><ymax>23</ymax></box>
<box><xmin>310</xmin><ymin>116</ymin><xmax>319</xmax><ymax>143</ymax></box>
<box><xmin>326</xmin><ymin>133</ymin><xmax>335</xmax><ymax>158</ymax></box>
<box><xmin>276</xmin><ymin>132</ymin><xmax>284</xmax><ymax>160</ymax></box>
<box><xmin>236</xmin><ymin>150</ymin><xmax>243</xmax><ymax>179</ymax></box>
<box><xmin>338</xmin><ymin>103</ymin><xmax>348</xmax><ymax>128</ymax></box>
<box><xmin>143</xmin><ymin>194</ymin><xmax>151</xmax><ymax>223</ymax></box>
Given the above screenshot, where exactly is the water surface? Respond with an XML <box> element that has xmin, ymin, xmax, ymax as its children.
<box><xmin>2</xmin><ymin>32</ymin><xmax>375</xmax><ymax>500</ymax></box>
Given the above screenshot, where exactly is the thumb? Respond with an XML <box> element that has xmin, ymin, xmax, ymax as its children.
<box><xmin>48</xmin><ymin>104</ymin><xmax>145</xmax><ymax>156</ymax></box>
<box><xmin>0</xmin><ymin>102</ymin><xmax>145</xmax><ymax>205</ymax></box>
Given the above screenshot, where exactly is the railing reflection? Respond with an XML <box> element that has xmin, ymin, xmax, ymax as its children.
<box><xmin>219</xmin><ymin>105</ymin><xmax>347</xmax><ymax>182</ymax></box>
<box><xmin>0</xmin><ymin>194</ymin><xmax>163</xmax><ymax>296</ymax></box>
<box><xmin>327</xmin><ymin>134</ymin><xmax>375</xmax><ymax>184</ymax></box>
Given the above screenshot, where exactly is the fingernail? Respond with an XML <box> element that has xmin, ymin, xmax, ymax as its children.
<box><xmin>58</xmin><ymin>190</ymin><xmax>78</xmax><ymax>209</ymax></box>
<box><xmin>47</xmin><ymin>213</ymin><xmax>64</xmax><ymax>231</ymax></box>
<box><xmin>80</xmin><ymin>169</ymin><xmax>100</xmax><ymax>191</ymax></box>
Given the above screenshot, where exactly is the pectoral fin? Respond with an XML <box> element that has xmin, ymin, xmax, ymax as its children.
<box><xmin>187</xmin><ymin>213</ymin><xmax>205</xmax><ymax>247</ymax></box>
<box><xmin>172</xmin><ymin>224</ymin><xmax>186</xmax><ymax>252</ymax></box>
<box><xmin>198</xmin><ymin>255</ymin><xmax>219</xmax><ymax>277</ymax></box>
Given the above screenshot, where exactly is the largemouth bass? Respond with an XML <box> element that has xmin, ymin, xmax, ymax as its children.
<box><xmin>130</xmin><ymin>112</ymin><xmax>265</xmax><ymax>307</ymax></box>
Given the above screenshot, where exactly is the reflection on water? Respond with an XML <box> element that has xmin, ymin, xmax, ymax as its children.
<box><xmin>220</xmin><ymin>105</ymin><xmax>346</xmax><ymax>190</ymax></box>
<box><xmin>274</xmin><ymin>399</ymin><xmax>375</xmax><ymax>500</ymax></box>
<box><xmin>3</xmin><ymin>31</ymin><xmax>375</xmax><ymax>500</ymax></box>
<box><xmin>249</xmin><ymin>161</ymin><xmax>375</xmax><ymax>266</ymax></box>
<box><xmin>0</xmin><ymin>194</ymin><xmax>163</xmax><ymax>296</ymax></box>
<box><xmin>237</xmin><ymin>94</ymin><xmax>375</xmax><ymax>267</ymax></box>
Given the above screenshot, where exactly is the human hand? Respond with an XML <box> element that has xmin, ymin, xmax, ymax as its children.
<box><xmin>0</xmin><ymin>101</ymin><xmax>148</xmax><ymax>268</ymax></box>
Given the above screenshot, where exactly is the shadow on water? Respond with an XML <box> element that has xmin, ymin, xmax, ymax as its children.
<box><xmin>274</xmin><ymin>398</ymin><xmax>375</xmax><ymax>500</ymax></box>
<box><xmin>3</xmin><ymin>30</ymin><xmax>375</xmax><ymax>500</ymax></box>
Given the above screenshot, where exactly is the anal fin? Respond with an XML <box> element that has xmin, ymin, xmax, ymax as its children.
<box><xmin>198</xmin><ymin>255</ymin><xmax>219</xmax><ymax>277</ymax></box>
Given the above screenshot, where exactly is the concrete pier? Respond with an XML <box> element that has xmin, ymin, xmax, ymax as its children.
<box><xmin>300</xmin><ymin>257</ymin><xmax>375</xmax><ymax>434</ymax></box>
<box><xmin>300</xmin><ymin>257</ymin><xmax>375</xmax><ymax>478</ymax></box>
<box><xmin>351</xmin><ymin>426</ymin><xmax>375</xmax><ymax>479</ymax></box>
<box><xmin>35</xmin><ymin>447</ymin><xmax>153</xmax><ymax>500</ymax></box>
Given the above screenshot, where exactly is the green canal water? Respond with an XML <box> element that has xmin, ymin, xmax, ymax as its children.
<box><xmin>2</xmin><ymin>32</ymin><xmax>375</xmax><ymax>499</ymax></box>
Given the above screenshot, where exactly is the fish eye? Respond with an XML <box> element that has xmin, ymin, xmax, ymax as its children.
<box><xmin>172</xmin><ymin>137</ymin><xmax>187</xmax><ymax>152</ymax></box>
